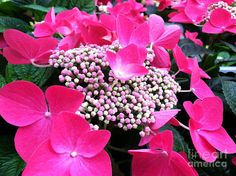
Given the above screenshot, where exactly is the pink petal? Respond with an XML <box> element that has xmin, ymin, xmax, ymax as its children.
<box><xmin>106</xmin><ymin>51</ymin><xmax>117</xmax><ymax>71</ymax></box>
<box><xmin>117</xmin><ymin>44</ymin><xmax>140</xmax><ymax>64</ymax></box>
<box><xmin>50</xmin><ymin>112</ymin><xmax>90</xmax><ymax>154</ymax></box>
<box><xmin>194</xmin><ymin>97</ymin><xmax>223</xmax><ymax>130</ymax></box>
<box><xmin>58</xmin><ymin>32</ymin><xmax>82</xmax><ymax>51</ymax></box>
<box><xmin>45</xmin><ymin>7</ymin><xmax>55</xmax><ymax>24</ymax></box>
<box><xmin>169</xmin><ymin>152</ymin><xmax>198</xmax><ymax>176</ymax></box>
<box><xmin>149</xmin><ymin>130</ymin><xmax>173</xmax><ymax>154</ymax></box>
<box><xmin>3</xmin><ymin>29</ymin><xmax>38</xmax><ymax>59</ymax></box>
<box><xmin>138</xmin><ymin>133</ymin><xmax>155</xmax><ymax>146</ymax></box>
<box><xmin>129</xmin><ymin>149</ymin><xmax>169</xmax><ymax>176</ymax></box>
<box><xmin>189</xmin><ymin>121</ymin><xmax>217</xmax><ymax>162</ymax></box>
<box><xmin>116</xmin><ymin>15</ymin><xmax>135</xmax><ymax>46</ymax></box>
<box><xmin>199</xmin><ymin>127</ymin><xmax>236</xmax><ymax>154</ymax></box>
<box><xmin>210</xmin><ymin>8</ymin><xmax>231</xmax><ymax>28</ymax></box>
<box><xmin>15</xmin><ymin>118</ymin><xmax>52</xmax><ymax>162</ymax></box>
<box><xmin>76</xmin><ymin>130</ymin><xmax>111</xmax><ymax>158</ymax></box>
<box><xmin>169</xmin><ymin>11</ymin><xmax>193</xmax><ymax>23</ymax></box>
<box><xmin>151</xmin><ymin>109</ymin><xmax>180</xmax><ymax>130</ymax></box>
<box><xmin>100</xmin><ymin>14</ymin><xmax>116</xmax><ymax>31</ymax></box>
<box><xmin>3</xmin><ymin>47</ymin><xmax>30</xmax><ymax>64</ymax></box>
<box><xmin>173</xmin><ymin>45</ymin><xmax>188</xmax><ymax>72</ymax></box>
<box><xmin>70</xmin><ymin>151</ymin><xmax>112</xmax><ymax>176</ymax></box>
<box><xmin>202</xmin><ymin>21</ymin><xmax>224</xmax><ymax>34</ymax></box>
<box><xmin>190</xmin><ymin>60</ymin><xmax>215</xmax><ymax>99</ymax></box>
<box><xmin>226</xmin><ymin>24</ymin><xmax>236</xmax><ymax>34</ymax></box>
<box><xmin>184</xmin><ymin>101</ymin><xmax>203</xmax><ymax>124</ymax></box>
<box><xmin>148</xmin><ymin>14</ymin><xmax>165</xmax><ymax>42</ymax></box>
<box><xmin>130</xmin><ymin>22</ymin><xmax>150</xmax><ymax>47</ymax></box>
<box><xmin>0</xmin><ymin>81</ymin><xmax>47</xmax><ymax>126</ymax></box>
<box><xmin>155</xmin><ymin>25</ymin><xmax>181</xmax><ymax>49</ymax></box>
<box><xmin>22</xmin><ymin>141</ymin><xmax>71</xmax><ymax>176</ymax></box>
<box><xmin>185</xmin><ymin>5</ymin><xmax>206</xmax><ymax>23</ymax></box>
<box><xmin>45</xmin><ymin>85</ymin><xmax>84</xmax><ymax>115</ymax></box>
<box><xmin>34</xmin><ymin>22</ymin><xmax>55</xmax><ymax>37</ymax></box>
<box><xmin>152</xmin><ymin>45</ymin><xmax>171</xmax><ymax>70</ymax></box>
<box><xmin>187</xmin><ymin>59</ymin><xmax>211</xmax><ymax>79</ymax></box>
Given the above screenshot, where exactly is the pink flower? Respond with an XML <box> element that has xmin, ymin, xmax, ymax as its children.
<box><xmin>139</xmin><ymin>109</ymin><xmax>180</xmax><ymax>146</ymax></box>
<box><xmin>185</xmin><ymin>30</ymin><xmax>203</xmax><ymax>46</ymax></box>
<box><xmin>203</xmin><ymin>8</ymin><xmax>236</xmax><ymax>34</ymax></box>
<box><xmin>3</xmin><ymin>29</ymin><xmax>58</xmax><ymax>64</ymax></box>
<box><xmin>130</xmin><ymin>130</ymin><xmax>198</xmax><ymax>176</ymax></box>
<box><xmin>107</xmin><ymin>44</ymin><xmax>148</xmax><ymax>81</ymax></box>
<box><xmin>158</xmin><ymin>0</ymin><xmax>172</xmax><ymax>11</ymax></box>
<box><xmin>0</xmin><ymin>81</ymin><xmax>84</xmax><ymax>161</ymax></box>
<box><xmin>22</xmin><ymin>112</ymin><xmax>112</xmax><ymax>176</ymax></box>
<box><xmin>184</xmin><ymin>97</ymin><xmax>236</xmax><ymax>162</ymax></box>
<box><xmin>190</xmin><ymin>59</ymin><xmax>214</xmax><ymax>99</ymax></box>
<box><xmin>148</xmin><ymin>15</ymin><xmax>181</xmax><ymax>70</ymax></box>
<box><xmin>116</xmin><ymin>15</ymin><xmax>149</xmax><ymax>48</ymax></box>
<box><xmin>173</xmin><ymin>45</ymin><xmax>210</xmax><ymax>79</ymax></box>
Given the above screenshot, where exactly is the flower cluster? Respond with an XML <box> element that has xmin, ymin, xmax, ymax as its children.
<box><xmin>49</xmin><ymin>43</ymin><xmax>180</xmax><ymax>133</ymax></box>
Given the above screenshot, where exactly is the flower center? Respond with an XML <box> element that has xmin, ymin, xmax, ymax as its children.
<box><xmin>70</xmin><ymin>151</ymin><xmax>78</xmax><ymax>158</ymax></box>
<box><xmin>162</xmin><ymin>151</ymin><xmax>168</xmax><ymax>157</ymax></box>
<box><xmin>44</xmin><ymin>111</ymin><xmax>51</xmax><ymax>118</ymax></box>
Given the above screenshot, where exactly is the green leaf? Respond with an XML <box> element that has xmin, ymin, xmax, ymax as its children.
<box><xmin>221</xmin><ymin>41</ymin><xmax>236</xmax><ymax>52</ymax></box>
<box><xmin>50</xmin><ymin>0</ymin><xmax>95</xmax><ymax>13</ymax></box>
<box><xmin>23</xmin><ymin>4</ymin><xmax>67</xmax><ymax>13</ymax></box>
<box><xmin>0</xmin><ymin>74</ymin><xmax>6</xmax><ymax>88</ymax></box>
<box><xmin>222</xmin><ymin>81</ymin><xmax>236</xmax><ymax>116</ymax></box>
<box><xmin>5</xmin><ymin>64</ymin><xmax>54</xmax><ymax>87</ymax></box>
<box><xmin>179</xmin><ymin>38</ymin><xmax>210</xmax><ymax>57</ymax></box>
<box><xmin>0</xmin><ymin>136</ymin><xmax>25</xmax><ymax>176</ymax></box>
<box><xmin>11</xmin><ymin>0</ymin><xmax>51</xmax><ymax>6</ymax></box>
<box><xmin>0</xmin><ymin>16</ymin><xmax>30</xmax><ymax>32</ymax></box>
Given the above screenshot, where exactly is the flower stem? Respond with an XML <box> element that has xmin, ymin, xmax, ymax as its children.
<box><xmin>31</xmin><ymin>61</ymin><xmax>51</xmax><ymax>68</ymax></box>
<box><xmin>107</xmin><ymin>145</ymin><xmax>128</xmax><ymax>153</ymax></box>
<box><xmin>178</xmin><ymin>121</ymin><xmax>190</xmax><ymax>130</ymax></box>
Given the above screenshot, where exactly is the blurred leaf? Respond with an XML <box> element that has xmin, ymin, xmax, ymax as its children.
<box><xmin>0</xmin><ymin>16</ymin><xmax>30</xmax><ymax>32</ymax></box>
<box><xmin>50</xmin><ymin>0</ymin><xmax>95</xmax><ymax>13</ymax></box>
<box><xmin>11</xmin><ymin>0</ymin><xmax>51</xmax><ymax>6</ymax></box>
<box><xmin>222</xmin><ymin>81</ymin><xmax>236</xmax><ymax>116</ymax></box>
<box><xmin>23</xmin><ymin>4</ymin><xmax>66</xmax><ymax>13</ymax></box>
<box><xmin>179</xmin><ymin>38</ymin><xmax>210</xmax><ymax>56</ymax></box>
<box><xmin>221</xmin><ymin>41</ymin><xmax>236</xmax><ymax>52</ymax></box>
<box><xmin>0</xmin><ymin>1</ymin><xmax>22</xmax><ymax>16</ymax></box>
<box><xmin>0</xmin><ymin>136</ymin><xmax>25</xmax><ymax>176</ymax></box>
<box><xmin>0</xmin><ymin>74</ymin><xmax>6</xmax><ymax>87</ymax></box>
<box><xmin>5</xmin><ymin>64</ymin><xmax>54</xmax><ymax>87</ymax></box>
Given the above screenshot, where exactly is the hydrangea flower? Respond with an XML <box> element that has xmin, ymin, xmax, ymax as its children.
<box><xmin>0</xmin><ymin>81</ymin><xmax>84</xmax><ymax>161</ymax></box>
<box><xmin>22</xmin><ymin>112</ymin><xmax>112</xmax><ymax>176</ymax></box>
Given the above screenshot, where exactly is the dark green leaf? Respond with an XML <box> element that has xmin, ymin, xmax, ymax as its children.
<box><xmin>221</xmin><ymin>41</ymin><xmax>236</xmax><ymax>52</ymax></box>
<box><xmin>5</xmin><ymin>64</ymin><xmax>54</xmax><ymax>87</ymax></box>
<box><xmin>23</xmin><ymin>4</ymin><xmax>66</xmax><ymax>13</ymax></box>
<box><xmin>0</xmin><ymin>136</ymin><xmax>25</xmax><ymax>176</ymax></box>
<box><xmin>0</xmin><ymin>16</ymin><xmax>30</xmax><ymax>32</ymax></box>
<box><xmin>50</xmin><ymin>0</ymin><xmax>95</xmax><ymax>13</ymax></box>
<box><xmin>0</xmin><ymin>74</ymin><xmax>6</xmax><ymax>88</ymax></box>
<box><xmin>11</xmin><ymin>0</ymin><xmax>51</xmax><ymax>6</ymax></box>
<box><xmin>179</xmin><ymin>38</ymin><xmax>210</xmax><ymax>57</ymax></box>
<box><xmin>222</xmin><ymin>81</ymin><xmax>236</xmax><ymax>116</ymax></box>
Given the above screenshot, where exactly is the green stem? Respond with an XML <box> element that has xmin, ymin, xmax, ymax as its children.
<box><xmin>107</xmin><ymin>145</ymin><xmax>128</xmax><ymax>153</ymax></box>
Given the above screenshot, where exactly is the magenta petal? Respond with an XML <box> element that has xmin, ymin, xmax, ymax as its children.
<box><xmin>151</xmin><ymin>109</ymin><xmax>179</xmax><ymax>130</ymax></box>
<box><xmin>45</xmin><ymin>7</ymin><xmax>55</xmax><ymax>23</ymax></box>
<box><xmin>3</xmin><ymin>47</ymin><xmax>30</xmax><ymax>64</ymax></box>
<box><xmin>15</xmin><ymin>118</ymin><xmax>52</xmax><ymax>162</ymax></box>
<box><xmin>130</xmin><ymin>22</ymin><xmax>150</xmax><ymax>47</ymax></box>
<box><xmin>50</xmin><ymin>112</ymin><xmax>90</xmax><ymax>153</ymax></box>
<box><xmin>152</xmin><ymin>45</ymin><xmax>171</xmax><ymax>70</ymax></box>
<box><xmin>70</xmin><ymin>151</ymin><xmax>112</xmax><ymax>176</ymax></box>
<box><xmin>117</xmin><ymin>44</ymin><xmax>139</xmax><ymax>64</ymax></box>
<box><xmin>46</xmin><ymin>86</ymin><xmax>84</xmax><ymax>115</ymax></box>
<box><xmin>148</xmin><ymin>14</ymin><xmax>165</xmax><ymax>42</ymax></box>
<box><xmin>0</xmin><ymin>81</ymin><xmax>47</xmax><ymax>126</ymax></box>
<box><xmin>199</xmin><ymin>127</ymin><xmax>236</xmax><ymax>154</ymax></box>
<box><xmin>173</xmin><ymin>45</ymin><xmax>188</xmax><ymax>72</ymax></box>
<box><xmin>149</xmin><ymin>130</ymin><xmax>173</xmax><ymax>154</ymax></box>
<box><xmin>210</xmin><ymin>8</ymin><xmax>231</xmax><ymax>28</ymax></box>
<box><xmin>189</xmin><ymin>121</ymin><xmax>217</xmax><ymax>162</ymax></box>
<box><xmin>129</xmin><ymin>149</ymin><xmax>169</xmax><ymax>176</ymax></box>
<box><xmin>202</xmin><ymin>22</ymin><xmax>223</xmax><ymax>34</ymax></box>
<box><xmin>116</xmin><ymin>15</ymin><xmax>134</xmax><ymax>46</ymax></box>
<box><xmin>170</xmin><ymin>152</ymin><xmax>198</xmax><ymax>176</ymax></box>
<box><xmin>138</xmin><ymin>133</ymin><xmax>155</xmax><ymax>146</ymax></box>
<box><xmin>34</xmin><ymin>23</ymin><xmax>55</xmax><ymax>37</ymax></box>
<box><xmin>76</xmin><ymin>130</ymin><xmax>110</xmax><ymax>158</ymax></box>
<box><xmin>155</xmin><ymin>25</ymin><xmax>181</xmax><ymax>49</ymax></box>
<box><xmin>22</xmin><ymin>141</ymin><xmax>71</xmax><ymax>176</ymax></box>
<box><xmin>3</xmin><ymin>29</ymin><xmax>38</xmax><ymax>59</ymax></box>
<box><xmin>195</xmin><ymin>97</ymin><xmax>223</xmax><ymax>130</ymax></box>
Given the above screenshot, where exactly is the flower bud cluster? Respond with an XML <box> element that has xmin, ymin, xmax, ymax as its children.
<box><xmin>49</xmin><ymin>43</ymin><xmax>181</xmax><ymax>135</ymax></box>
